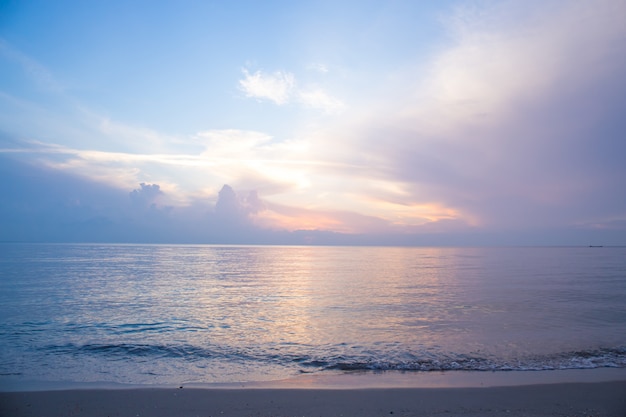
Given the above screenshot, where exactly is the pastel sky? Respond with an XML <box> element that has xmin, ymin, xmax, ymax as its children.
<box><xmin>1</xmin><ymin>0</ymin><xmax>625</xmax><ymax>245</ymax></box>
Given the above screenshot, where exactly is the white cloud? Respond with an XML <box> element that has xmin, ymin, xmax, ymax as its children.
<box><xmin>307</xmin><ymin>62</ymin><xmax>329</xmax><ymax>73</ymax></box>
<box><xmin>420</xmin><ymin>0</ymin><xmax>626</xmax><ymax>128</ymax></box>
<box><xmin>195</xmin><ymin>129</ymin><xmax>273</xmax><ymax>156</ymax></box>
<box><xmin>267</xmin><ymin>0</ymin><xmax>626</xmax><ymax>234</ymax></box>
<box><xmin>1</xmin><ymin>127</ymin><xmax>320</xmax><ymax>206</ymax></box>
<box><xmin>238</xmin><ymin>67</ymin><xmax>345</xmax><ymax>113</ymax></box>
<box><xmin>238</xmin><ymin>69</ymin><xmax>295</xmax><ymax>105</ymax></box>
<box><xmin>297</xmin><ymin>88</ymin><xmax>345</xmax><ymax>114</ymax></box>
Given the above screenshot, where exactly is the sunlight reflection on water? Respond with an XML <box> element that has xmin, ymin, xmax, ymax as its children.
<box><xmin>1</xmin><ymin>244</ymin><xmax>625</xmax><ymax>384</ymax></box>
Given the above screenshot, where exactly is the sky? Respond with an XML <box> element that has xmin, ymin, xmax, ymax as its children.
<box><xmin>0</xmin><ymin>0</ymin><xmax>625</xmax><ymax>245</ymax></box>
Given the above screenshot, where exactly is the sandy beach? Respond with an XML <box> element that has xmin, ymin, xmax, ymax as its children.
<box><xmin>2</xmin><ymin>378</ymin><xmax>625</xmax><ymax>417</ymax></box>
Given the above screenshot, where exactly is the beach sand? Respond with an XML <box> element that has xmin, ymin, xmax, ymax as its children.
<box><xmin>2</xmin><ymin>381</ymin><xmax>626</xmax><ymax>417</ymax></box>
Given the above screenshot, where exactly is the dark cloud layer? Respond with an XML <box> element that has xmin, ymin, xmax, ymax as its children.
<box><xmin>0</xmin><ymin>154</ymin><xmax>347</xmax><ymax>244</ymax></box>
<box><xmin>0</xmin><ymin>153</ymin><xmax>623</xmax><ymax>246</ymax></box>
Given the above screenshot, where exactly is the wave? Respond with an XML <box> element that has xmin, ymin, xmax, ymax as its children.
<box><xmin>44</xmin><ymin>343</ymin><xmax>626</xmax><ymax>373</ymax></box>
<box><xmin>319</xmin><ymin>347</ymin><xmax>626</xmax><ymax>372</ymax></box>
<box><xmin>47</xmin><ymin>343</ymin><xmax>229</xmax><ymax>360</ymax></box>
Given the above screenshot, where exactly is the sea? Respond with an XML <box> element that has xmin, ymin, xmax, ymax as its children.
<box><xmin>0</xmin><ymin>243</ymin><xmax>625</xmax><ymax>388</ymax></box>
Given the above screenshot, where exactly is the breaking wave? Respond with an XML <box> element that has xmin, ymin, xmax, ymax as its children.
<box><xmin>45</xmin><ymin>343</ymin><xmax>626</xmax><ymax>373</ymax></box>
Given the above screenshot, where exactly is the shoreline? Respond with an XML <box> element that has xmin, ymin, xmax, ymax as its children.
<box><xmin>2</xmin><ymin>367</ymin><xmax>626</xmax><ymax>392</ymax></box>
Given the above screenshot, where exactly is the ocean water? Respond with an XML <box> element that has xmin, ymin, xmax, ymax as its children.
<box><xmin>0</xmin><ymin>243</ymin><xmax>625</xmax><ymax>386</ymax></box>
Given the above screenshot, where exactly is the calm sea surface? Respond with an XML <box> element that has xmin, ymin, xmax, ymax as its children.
<box><xmin>0</xmin><ymin>244</ymin><xmax>625</xmax><ymax>386</ymax></box>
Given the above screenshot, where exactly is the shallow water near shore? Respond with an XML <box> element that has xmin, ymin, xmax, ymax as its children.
<box><xmin>1</xmin><ymin>244</ymin><xmax>625</xmax><ymax>387</ymax></box>
<box><xmin>2</xmin><ymin>368</ymin><xmax>626</xmax><ymax>392</ymax></box>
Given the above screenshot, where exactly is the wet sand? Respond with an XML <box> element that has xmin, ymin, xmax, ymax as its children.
<box><xmin>2</xmin><ymin>380</ymin><xmax>626</xmax><ymax>417</ymax></box>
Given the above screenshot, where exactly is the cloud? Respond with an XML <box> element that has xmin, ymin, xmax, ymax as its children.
<box><xmin>195</xmin><ymin>129</ymin><xmax>273</xmax><ymax>157</ymax></box>
<box><xmin>307</xmin><ymin>63</ymin><xmax>329</xmax><ymax>73</ymax></box>
<box><xmin>130</xmin><ymin>183</ymin><xmax>163</xmax><ymax>208</ymax></box>
<box><xmin>238</xmin><ymin>67</ymin><xmax>344</xmax><ymax>113</ymax></box>
<box><xmin>298</xmin><ymin>0</ymin><xmax>626</xmax><ymax>237</ymax></box>
<box><xmin>297</xmin><ymin>88</ymin><xmax>345</xmax><ymax>113</ymax></box>
<box><xmin>0</xmin><ymin>153</ymin><xmax>363</xmax><ymax>243</ymax></box>
<box><xmin>418</xmin><ymin>0</ymin><xmax>626</xmax><ymax>229</ymax></box>
<box><xmin>422</xmin><ymin>0</ymin><xmax>626</xmax><ymax>126</ymax></box>
<box><xmin>0</xmin><ymin>154</ymin><xmax>128</xmax><ymax>242</ymax></box>
<box><xmin>1</xmin><ymin>1</ymin><xmax>625</xmax><ymax>245</ymax></box>
<box><xmin>215</xmin><ymin>184</ymin><xmax>242</xmax><ymax>219</ymax></box>
<box><xmin>1</xmin><ymin>148</ymin><xmax>623</xmax><ymax>245</ymax></box>
<box><xmin>0</xmin><ymin>128</ymin><xmax>321</xmax><ymax>210</ymax></box>
<box><xmin>238</xmin><ymin>69</ymin><xmax>295</xmax><ymax>105</ymax></box>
